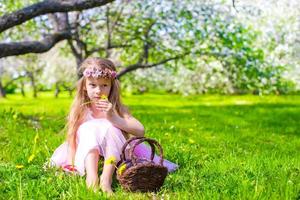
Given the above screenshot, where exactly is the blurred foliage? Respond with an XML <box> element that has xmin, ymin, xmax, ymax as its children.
<box><xmin>119</xmin><ymin>0</ymin><xmax>299</xmax><ymax>95</ymax></box>
<box><xmin>0</xmin><ymin>0</ymin><xmax>299</xmax><ymax>96</ymax></box>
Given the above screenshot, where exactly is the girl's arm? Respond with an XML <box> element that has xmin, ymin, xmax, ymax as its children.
<box><xmin>107</xmin><ymin>112</ymin><xmax>145</xmax><ymax>137</ymax></box>
<box><xmin>96</xmin><ymin>99</ymin><xmax>145</xmax><ymax>136</ymax></box>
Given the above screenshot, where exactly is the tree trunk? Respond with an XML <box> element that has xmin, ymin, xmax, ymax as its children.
<box><xmin>0</xmin><ymin>78</ymin><xmax>6</xmax><ymax>98</ymax></box>
<box><xmin>20</xmin><ymin>80</ymin><xmax>25</xmax><ymax>97</ymax></box>
<box><xmin>68</xmin><ymin>89</ymin><xmax>73</xmax><ymax>97</ymax></box>
<box><xmin>62</xmin><ymin>84</ymin><xmax>74</xmax><ymax>97</ymax></box>
<box><xmin>28</xmin><ymin>73</ymin><xmax>37</xmax><ymax>98</ymax></box>
<box><xmin>55</xmin><ymin>82</ymin><xmax>60</xmax><ymax>98</ymax></box>
<box><xmin>68</xmin><ymin>87</ymin><xmax>74</xmax><ymax>97</ymax></box>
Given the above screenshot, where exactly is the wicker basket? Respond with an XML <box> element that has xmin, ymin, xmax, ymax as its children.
<box><xmin>116</xmin><ymin>137</ymin><xmax>168</xmax><ymax>192</ymax></box>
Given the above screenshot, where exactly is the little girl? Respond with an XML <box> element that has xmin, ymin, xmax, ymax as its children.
<box><xmin>50</xmin><ymin>57</ymin><xmax>178</xmax><ymax>193</ymax></box>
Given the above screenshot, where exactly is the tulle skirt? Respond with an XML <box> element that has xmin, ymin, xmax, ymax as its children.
<box><xmin>50</xmin><ymin>119</ymin><xmax>178</xmax><ymax>176</ymax></box>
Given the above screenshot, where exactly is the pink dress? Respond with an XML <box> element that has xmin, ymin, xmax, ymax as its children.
<box><xmin>50</xmin><ymin>110</ymin><xmax>178</xmax><ymax>176</ymax></box>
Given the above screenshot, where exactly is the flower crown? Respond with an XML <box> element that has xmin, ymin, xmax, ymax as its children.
<box><xmin>83</xmin><ymin>67</ymin><xmax>117</xmax><ymax>79</ymax></box>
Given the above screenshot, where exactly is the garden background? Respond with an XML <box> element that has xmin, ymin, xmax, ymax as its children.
<box><xmin>0</xmin><ymin>0</ymin><xmax>299</xmax><ymax>199</ymax></box>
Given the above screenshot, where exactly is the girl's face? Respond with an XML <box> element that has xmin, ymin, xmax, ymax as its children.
<box><xmin>85</xmin><ymin>77</ymin><xmax>112</xmax><ymax>100</ymax></box>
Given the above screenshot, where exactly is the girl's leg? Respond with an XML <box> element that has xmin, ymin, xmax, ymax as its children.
<box><xmin>85</xmin><ymin>149</ymin><xmax>99</xmax><ymax>190</ymax></box>
<box><xmin>98</xmin><ymin>125</ymin><xmax>126</xmax><ymax>194</ymax></box>
<box><xmin>100</xmin><ymin>164</ymin><xmax>114</xmax><ymax>194</ymax></box>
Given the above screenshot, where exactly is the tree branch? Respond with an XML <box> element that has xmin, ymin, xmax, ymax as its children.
<box><xmin>3</xmin><ymin>75</ymin><xmax>26</xmax><ymax>89</ymax></box>
<box><xmin>117</xmin><ymin>52</ymin><xmax>190</xmax><ymax>78</ymax></box>
<box><xmin>67</xmin><ymin>39</ymin><xmax>82</xmax><ymax>61</ymax></box>
<box><xmin>232</xmin><ymin>0</ymin><xmax>238</xmax><ymax>12</ymax></box>
<box><xmin>110</xmin><ymin>5</ymin><xmax>125</xmax><ymax>34</ymax></box>
<box><xmin>137</xmin><ymin>20</ymin><xmax>156</xmax><ymax>64</ymax></box>
<box><xmin>0</xmin><ymin>31</ymin><xmax>71</xmax><ymax>58</ymax></box>
<box><xmin>47</xmin><ymin>13</ymin><xmax>60</xmax><ymax>32</ymax></box>
<box><xmin>0</xmin><ymin>0</ymin><xmax>114</xmax><ymax>33</ymax></box>
<box><xmin>48</xmin><ymin>13</ymin><xmax>69</xmax><ymax>32</ymax></box>
<box><xmin>87</xmin><ymin>43</ymin><xmax>131</xmax><ymax>56</ymax></box>
<box><xmin>116</xmin><ymin>48</ymin><xmax>234</xmax><ymax>79</ymax></box>
<box><xmin>87</xmin><ymin>46</ymin><xmax>106</xmax><ymax>56</ymax></box>
<box><xmin>105</xmin><ymin>6</ymin><xmax>111</xmax><ymax>57</ymax></box>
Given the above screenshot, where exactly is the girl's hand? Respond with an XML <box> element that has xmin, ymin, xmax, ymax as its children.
<box><xmin>95</xmin><ymin>99</ymin><xmax>114</xmax><ymax>116</ymax></box>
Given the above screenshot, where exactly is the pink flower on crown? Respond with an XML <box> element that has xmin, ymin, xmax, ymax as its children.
<box><xmin>83</xmin><ymin>68</ymin><xmax>117</xmax><ymax>79</ymax></box>
<box><xmin>111</xmin><ymin>71</ymin><xmax>117</xmax><ymax>78</ymax></box>
<box><xmin>92</xmin><ymin>69</ymin><xmax>98</xmax><ymax>78</ymax></box>
<box><xmin>83</xmin><ymin>69</ymin><xmax>92</xmax><ymax>77</ymax></box>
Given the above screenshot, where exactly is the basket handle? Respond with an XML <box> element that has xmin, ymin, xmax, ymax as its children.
<box><xmin>129</xmin><ymin>137</ymin><xmax>164</xmax><ymax>166</ymax></box>
<box><xmin>120</xmin><ymin>136</ymin><xmax>145</xmax><ymax>163</ymax></box>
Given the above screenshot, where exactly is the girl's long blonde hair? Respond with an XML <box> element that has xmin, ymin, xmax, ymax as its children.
<box><xmin>66</xmin><ymin>57</ymin><xmax>129</xmax><ymax>150</ymax></box>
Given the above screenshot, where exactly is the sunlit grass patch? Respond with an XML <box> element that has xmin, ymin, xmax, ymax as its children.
<box><xmin>0</xmin><ymin>92</ymin><xmax>299</xmax><ymax>199</ymax></box>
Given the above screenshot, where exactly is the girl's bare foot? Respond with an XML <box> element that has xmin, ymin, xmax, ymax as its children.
<box><xmin>100</xmin><ymin>175</ymin><xmax>113</xmax><ymax>195</ymax></box>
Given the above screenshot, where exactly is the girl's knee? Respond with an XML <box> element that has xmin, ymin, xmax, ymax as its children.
<box><xmin>106</xmin><ymin>126</ymin><xmax>123</xmax><ymax>137</ymax></box>
<box><xmin>79</xmin><ymin>120</ymin><xmax>114</xmax><ymax>137</ymax></box>
<box><xmin>86</xmin><ymin>149</ymin><xmax>99</xmax><ymax>156</ymax></box>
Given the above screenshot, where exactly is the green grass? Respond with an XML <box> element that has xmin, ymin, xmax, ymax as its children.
<box><xmin>0</xmin><ymin>92</ymin><xmax>299</xmax><ymax>199</ymax></box>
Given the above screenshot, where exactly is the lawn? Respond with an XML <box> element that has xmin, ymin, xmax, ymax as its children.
<box><xmin>0</xmin><ymin>93</ymin><xmax>299</xmax><ymax>199</ymax></box>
